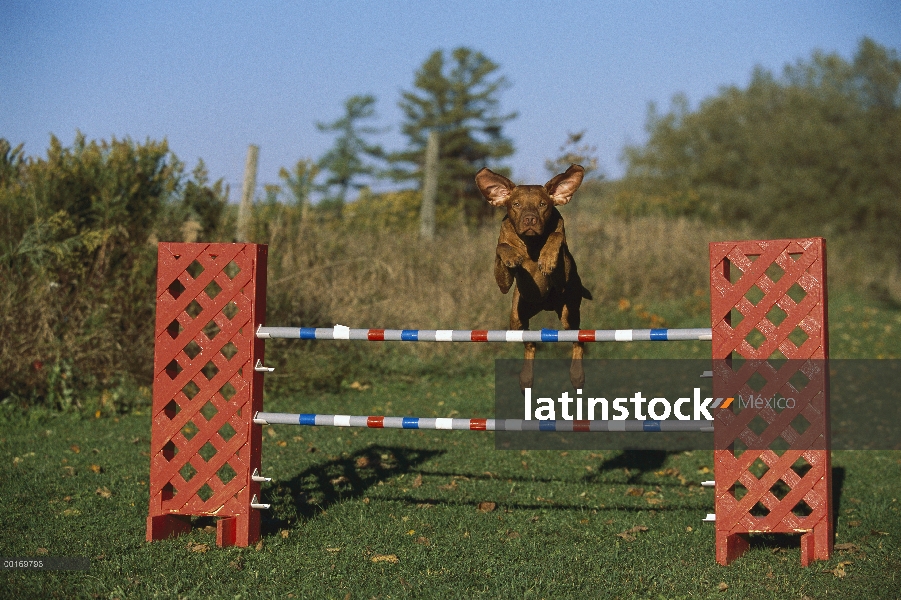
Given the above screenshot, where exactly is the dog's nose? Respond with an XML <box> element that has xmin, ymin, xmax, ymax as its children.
<box><xmin>521</xmin><ymin>215</ymin><xmax>537</xmax><ymax>227</ymax></box>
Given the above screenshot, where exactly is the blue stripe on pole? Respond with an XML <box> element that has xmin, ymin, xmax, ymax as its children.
<box><xmin>649</xmin><ymin>329</ymin><xmax>668</xmax><ymax>341</ymax></box>
<box><xmin>540</xmin><ymin>329</ymin><xmax>558</xmax><ymax>342</ymax></box>
<box><xmin>643</xmin><ymin>420</ymin><xmax>661</xmax><ymax>432</ymax></box>
<box><xmin>299</xmin><ymin>328</ymin><xmax>317</xmax><ymax>340</ymax></box>
<box><xmin>299</xmin><ymin>414</ymin><xmax>317</xmax><ymax>425</ymax></box>
<box><xmin>401</xmin><ymin>330</ymin><xmax>418</xmax><ymax>341</ymax></box>
<box><xmin>539</xmin><ymin>420</ymin><xmax>557</xmax><ymax>431</ymax></box>
<box><xmin>402</xmin><ymin>417</ymin><xmax>419</xmax><ymax>429</ymax></box>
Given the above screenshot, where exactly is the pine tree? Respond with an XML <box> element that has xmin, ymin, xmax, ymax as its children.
<box><xmin>389</xmin><ymin>47</ymin><xmax>517</xmax><ymax>224</ymax></box>
<box><xmin>315</xmin><ymin>95</ymin><xmax>385</xmax><ymax>204</ymax></box>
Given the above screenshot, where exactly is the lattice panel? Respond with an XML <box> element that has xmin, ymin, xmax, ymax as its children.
<box><xmin>709</xmin><ymin>238</ymin><xmax>831</xmax><ymax>566</ymax></box>
<box><xmin>147</xmin><ymin>243</ymin><xmax>267</xmax><ymax>547</ymax></box>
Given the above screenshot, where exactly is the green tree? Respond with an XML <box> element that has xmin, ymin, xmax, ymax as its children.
<box><xmin>0</xmin><ymin>133</ymin><xmax>229</xmax><ymax>409</ymax></box>
<box><xmin>620</xmin><ymin>37</ymin><xmax>901</xmax><ymax>258</ymax></box>
<box><xmin>545</xmin><ymin>131</ymin><xmax>603</xmax><ymax>180</ymax></box>
<box><xmin>389</xmin><ymin>47</ymin><xmax>517</xmax><ymax>224</ymax></box>
<box><xmin>316</xmin><ymin>95</ymin><xmax>385</xmax><ymax>204</ymax></box>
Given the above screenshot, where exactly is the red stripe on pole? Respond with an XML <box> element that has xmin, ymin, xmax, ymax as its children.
<box><xmin>368</xmin><ymin>329</ymin><xmax>385</xmax><ymax>341</ymax></box>
<box><xmin>367</xmin><ymin>416</ymin><xmax>384</xmax><ymax>428</ymax></box>
<box><xmin>573</xmin><ymin>420</ymin><xmax>591</xmax><ymax>432</ymax></box>
<box><xmin>578</xmin><ymin>330</ymin><xmax>596</xmax><ymax>342</ymax></box>
<box><xmin>470</xmin><ymin>330</ymin><xmax>488</xmax><ymax>342</ymax></box>
<box><xmin>469</xmin><ymin>419</ymin><xmax>487</xmax><ymax>430</ymax></box>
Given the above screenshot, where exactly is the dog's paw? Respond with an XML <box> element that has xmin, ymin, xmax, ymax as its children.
<box><xmin>538</xmin><ymin>254</ymin><xmax>559</xmax><ymax>276</ymax></box>
<box><xmin>497</xmin><ymin>245</ymin><xmax>524</xmax><ymax>269</ymax></box>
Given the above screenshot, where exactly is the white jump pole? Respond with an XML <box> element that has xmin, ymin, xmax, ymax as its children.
<box><xmin>253</xmin><ymin>412</ymin><xmax>714</xmax><ymax>432</ymax></box>
<box><xmin>256</xmin><ymin>325</ymin><xmax>713</xmax><ymax>343</ymax></box>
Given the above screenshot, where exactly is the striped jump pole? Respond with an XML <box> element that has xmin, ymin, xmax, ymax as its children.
<box><xmin>253</xmin><ymin>412</ymin><xmax>714</xmax><ymax>432</ymax></box>
<box><xmin>256</xmin><ymin>325</ymin><xmax>712</xmax><ymax>342</ymax></box>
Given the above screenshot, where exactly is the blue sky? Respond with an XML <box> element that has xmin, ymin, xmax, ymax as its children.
<box><xmin>3</xmin><ymin>1</ymin><xmax>900</xmax><ymax>200</ymax></box>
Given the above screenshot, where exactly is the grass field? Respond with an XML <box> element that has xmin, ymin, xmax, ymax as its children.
<box><xmin>2</xmin><ymin>292</ymin><xmax>900</xmax><ymax>598</ymax></box>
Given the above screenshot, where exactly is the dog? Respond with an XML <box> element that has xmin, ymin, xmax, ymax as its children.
<box><xmin>475</xmin><ymin>164</ymin><xmax>591</xmax><ymax>390</ymax></box>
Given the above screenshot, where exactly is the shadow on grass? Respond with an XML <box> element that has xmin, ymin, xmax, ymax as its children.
<box><xmin>586</xmin><ymin>449</ymin><xmax>674</xmax><ymax>483</ymax></box>
<box><xmin>263</xmin><ymin>444</ymin><xmax>443</xmax><ymax>535</ymax></box>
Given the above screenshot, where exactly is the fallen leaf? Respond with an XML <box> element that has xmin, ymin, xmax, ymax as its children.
<box><xmin>89</xmin><ymin>464</ymin><xmax>103</xmax><ymax>474</ymax></box>
<box><xmin>95</xmin><ymin>487</ymin><xmax>112</xmax><ymax>498</ymax></box>
<box><xmin>349</xmin><ymin>381</ymin><xmax>371</xmax><ymax>391</ymax></box>
<box><xmin>824</xmin><ymin>561</ymin><xmax>851</xmax><ymax>578</ymax></box>
<box><xmin>646</xmin><ymin>497</ymin><xmax>662</xmax><ymax>505</ymax></box>
<box><xmin>477</xmin><ymin>501</ymin><xmax>496</xmax><ymax>513</ymax></box>
<box><xmin>718</xmin><ymin>582</ymin><xmax>729</xmax><ymax>592</ymax></box>
<box><xmin>626</xmin><ymin>487</ymin><xmax>644</xmax><ymax>497</ymax></box>
<box><xmin>506</xmin><ymin>530</ymin><xmax>521</xmax><ymax>539</ymax></box>
<box><xmin>229</xmin><ymin>559</ymin><xmax>244</xmax><ymax>570</ymax></box>
<box><xmin>62</xmin><ymin>508</ymin><xmax>80</xmax><ymax>516</ymax></box>
<box><xmin>70</xmin><ymin>445</ymin><xmax>81</xmax><ymax>453</ymax></box>
<box><xmin>255</xmin><ymin>541</ymin><xmax>264</xmax><ymax>551</ymax></box>
<box><xmin>280</xmin><ymin>530</ymin><xmax>290</xmax><ymax>539</ymax></box>
<box><xmin>277</xmin><ymin>440</ymin><xmax>287</xmax><ymax>447</ymax></box>
<box><xmin>834</xmin><ymin>542</ymin><xmax>859</xmax><ymax>552</ymax></box>
<box><xmin>187</xmin><ymin>542</ymin><xmax>209</xmax><ymax>553</ymax></box>
<box><xmin>61</xmin><ymin>466</ymin><xmax>76</xmax><ymax>477</ymax></box>
<box><xmin>415</xmin><ymin>537</ymin><xmax>430</xmax><ymax>546</ymax></box>
<box><xmin>356</xmin><ymin>456</ymin><xmax>371</xmax><ymax>468</ymax></box>
<box><xmin>330</xmin><ymin>476</ymin><xmax>349</xmax><ymax>485</ymax></box>
<box><xmin>412</xmin><ymin>474</ymin><xmax>423</xmax><ymax>488</ymax></box>
<box><xmin>438</xmin><ymin>480</ymin><xmax>458</xmax><ymax>492</ymax></box>
<box><xmin>36</xmin><ymin>548</ymin><xmax>48</xmax><ymax>555</ymax></box>
<box><xmin>266</xmin><ymin>427</ymin><xmax>276</xmax><ymax>438</ymax></box>
<box><xmin>371</xmin><ymin>554</ymin><xmax>399</xmax><ymax>564</ymax></box>
<box><xmin>616</xmin><ymin>532</ymin><xmax>636</xmax><ymax>542</ymax></box>
<box><xmin>616</xmin><ymin>525</ymin><xmax>649</xmax><ymax>541</ymax></box>
<box><xmin>203</xmin><ymin>525</ymin><xmax>216</xmax><ymax>533</ymax></box>
<box><xmin>326</xmin><ymin>547</ymin><xmax>341</xmax><ymax>553</ymax></box>
<box><xmin>416</xmin><ymin>502</ymin><xmax>434</xmax><ymax>509</ymax></box>
<box><xmin>847</xmin><ymin>520</ymin><xmax>861</xmax><ymax>527</ymax></box>
<box><xmin>871</xmin><ymin>529</ymin><xmax>889</xmax><ymax>536</ymax></box>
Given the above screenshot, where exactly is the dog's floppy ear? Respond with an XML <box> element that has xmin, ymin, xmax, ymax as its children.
<box><xmin>475</xmin><ymin>168</ymin><xmax>515</xmax><ymax>207</ymax></box>
<box><xmin>544</xmin><ymin>164</ymin><xmax>585</xmax><ymax>205</ymax></box>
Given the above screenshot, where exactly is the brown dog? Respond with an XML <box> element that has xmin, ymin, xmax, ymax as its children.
<box><xmin>475</xmin><ymin>164</ymin><xmax>591</xmax><ymax>390</ymax></box>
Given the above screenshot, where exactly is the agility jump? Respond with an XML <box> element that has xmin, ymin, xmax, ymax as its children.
<box><xmin>146</xmin><ymin>238</ymin><xmax>831</xmax><ymax>566</ymax></box>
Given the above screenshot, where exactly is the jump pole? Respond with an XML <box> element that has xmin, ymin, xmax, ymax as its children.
<box><xmin>146</xmin><ymin>238</ymin><xmax>831</xmax><ymax>566</ymax></box>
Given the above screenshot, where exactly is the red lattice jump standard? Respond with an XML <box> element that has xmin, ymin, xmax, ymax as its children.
<box><xmin>146</xmin><ymin>239</ymin><xmax>832</xmax><ymax>565</ymax></box>
<box><xmin>709</xmin><ymin>238</ymin><xmax>831</xmax><ymax>566</ymax></box>
<box><xmin>147</xmin><ymin>243</ymin><xmax>267</xmax><ymax>547</ymax></box>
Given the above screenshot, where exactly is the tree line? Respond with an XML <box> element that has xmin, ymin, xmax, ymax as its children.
<box><xmin>616</xmin><ymin>37</ymin><xmax>901</xmax><ymax>262</ymax></box>
<box><xmin>1</xmin><ymin>38</ymin><xmax>898</xmax><ymax>410</ymax></box>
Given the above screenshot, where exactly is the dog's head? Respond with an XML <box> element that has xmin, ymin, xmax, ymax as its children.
<box><xmin>475</xmin><ymin>165</ymin><xmax>584</xmax><ymax>236</ymax></box>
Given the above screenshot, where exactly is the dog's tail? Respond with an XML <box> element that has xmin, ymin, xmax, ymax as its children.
<box><xmin>582</xmin><ymin>287</ymin><xmax>593</xmax><ymax>301</ymax></box>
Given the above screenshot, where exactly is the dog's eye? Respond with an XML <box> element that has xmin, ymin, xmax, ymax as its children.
<box><xmin>539</xmin><ymin>202</ymin><xmax>546</xmax><ymax>207</ymax></box>
<box><xmin>513</xmin><ymin>202</ymin><xmax>520</xmax><ymax>207</ymax></box>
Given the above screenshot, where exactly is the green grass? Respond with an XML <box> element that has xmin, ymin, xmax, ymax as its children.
<box><xmin>1</xmin><ymin>291</ymin><xmax>900</xmax><ymax>598</ymax></box>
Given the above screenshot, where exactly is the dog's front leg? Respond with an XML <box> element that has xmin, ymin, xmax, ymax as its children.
<box><xmin>495</xmin><ymin>243</ymin><xmax>522</xmax><ymax>293</ymax></box>
<box><xmin>538</xmin><ymin>232</ymin><xmax>565</xmax><ymax>275</ymax></box>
